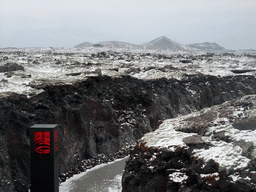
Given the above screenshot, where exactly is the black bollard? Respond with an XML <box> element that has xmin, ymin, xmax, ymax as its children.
<box><xmin>30</xmin><ymin>124</ymin><xmax>59</xmax><ymax>192</ymax></box>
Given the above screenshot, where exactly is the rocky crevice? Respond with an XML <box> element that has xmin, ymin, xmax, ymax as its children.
<box><xmin>122</xmin><ymin>143</ymin><xmax>256</xmax><ymax>192</ymax></box>
<box><xmin>1</xmin><ymin>74</ymin><xmax>256</xmax><ymax>191</ymax></box>
<box><xmin>122</xmin><ymin>95</ymin><xmax>256</xmax><ymax>192</ymax></box>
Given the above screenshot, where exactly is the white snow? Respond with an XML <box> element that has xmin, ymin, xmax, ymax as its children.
<box><xmin>1</xmin><ymin>47</ymin><xmax>256</xmax><ymax>96</ymax></box>
<box><xmin>193</xmin><ymin>141</ymin><xmax>250</xmax><ymax>173</ymax></box>
<box><xmin>200</xmin><ymin>172</ymin><xmax>219</xmax><ymax>179</ymax></box>
<box><xmin>140</xmin><ymin>118</ymin><xmax>196</xmax><ymax>148</ymax></box>
<box><xmin>169</xmin><ymin>172</ymin><xmax>188</xmax><ymax>183</ymax></box>
<box><xmin>141</xmin><ymin>98</ymin><xmax>256</xmax><ymax>174</ymax></box>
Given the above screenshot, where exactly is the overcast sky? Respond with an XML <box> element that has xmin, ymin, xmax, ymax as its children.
<box><xmin>1</xmin><ymin>0</ymin><xmax>255</xmax><ymax>49</ymax></box>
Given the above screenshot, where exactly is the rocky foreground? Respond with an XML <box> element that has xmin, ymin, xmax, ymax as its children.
<box><xmin>122</xmin><ymin>95</ymin><xmax>256</xmax><ymax>192</ymax></box>
<box><xmin>1</xmin><ymin>73</ymin><xmax>256</xmax><ymax>191</ymax></box>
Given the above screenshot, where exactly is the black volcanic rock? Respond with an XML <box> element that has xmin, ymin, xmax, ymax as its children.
<box><xmin>183</xmin><ymin>135</ymin><xmax>209</xmax><ymax>147</ymax></box>
<box><xmin>2</xmin><ymin>75</ymin><xmax>256</xmax><ymax>191</ymax></box>
<box><xmin>0</xmin><ymin>63</ymin><xmax>24</xmax><ymax>72</ymax></box>
<box><xmin>122</xmin><ymin>95</ymin><xmax>256</xmax><ymax>191</ymax></box>
<box><xmin>231</xmin><ymin>69</ymin><xmax>256</xmax><ymax>74</ymax></box>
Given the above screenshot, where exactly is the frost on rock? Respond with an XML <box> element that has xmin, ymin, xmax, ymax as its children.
<box><xmin>123</xmin><ymin>95</ymin><xmax>256</xmax><ymax>191</ymax></box>
<box><xmin>142</xmin><ymin>95</ymin><xmax>256</xmax><ymax>174</ymax></box>
<box><xmin>169</xmin><ymin>171</ymin><xmax>188</xmax><ymax>183</ymax></box>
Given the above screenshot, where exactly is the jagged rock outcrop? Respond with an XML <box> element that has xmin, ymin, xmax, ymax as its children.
<box><xmin>0</xmin><ymin>62</ymin><xmax>24</xmax><ymax>72</ymax></box>
<box><xmin>122</xmin><ymin>95</ymin><xmax>256</xmax><ymax>192</ymax></box>
<box><xmin>1</xmin><ymin>74</ymin><xmax>256</xmax><ymax>191</ymax></box>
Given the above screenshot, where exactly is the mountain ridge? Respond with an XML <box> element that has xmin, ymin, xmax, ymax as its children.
<box><xmin>75</xmin><ymin>36</ymin><xmax>225</xmax><ymax>51</ymax></box>
<box><xmin>97</xmin><ymin>41</ymin><xmax>140</xmax><ymax>49</ymax></box>
<box><xmin>187</xmin><ymin>42</ymin><xmax>225</xmax><ymax>51</ymax></box>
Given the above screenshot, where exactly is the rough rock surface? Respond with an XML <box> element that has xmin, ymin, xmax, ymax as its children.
<box><xmin>122</xmin><ymin>95</ymin><xmax>256</xmax><ymax>192</ymax></box>
<box><xmin>0</xmin><ymin>62</ymin><xmax>24</xmax><ymax>72</ymax></box>
<box><xmin>1</xmin><ymin>74</ymin><xmax>256</xmax><ymax>191</ymax></box>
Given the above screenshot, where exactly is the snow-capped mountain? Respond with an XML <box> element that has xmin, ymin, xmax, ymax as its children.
<box><xmin>140</xmin><ymin>36</ymin><xmax>191</xmax><ymax>51</ymax></box>
<box><xmin>187</xmin><ymin>42</ymin><xmax>225</xmax><ymax>51</ymax></box>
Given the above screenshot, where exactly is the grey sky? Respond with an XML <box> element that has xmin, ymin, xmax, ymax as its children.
<box><xmin>1</xmin><ymin>0</ymin><xmax>255</xmax><ymax>49</ymax></box>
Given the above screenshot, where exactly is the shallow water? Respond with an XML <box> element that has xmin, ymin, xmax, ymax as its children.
<box><xmin>60</xmin><ymin>157</ymin><xmax>129</xmax><ymax>192</ymax></box>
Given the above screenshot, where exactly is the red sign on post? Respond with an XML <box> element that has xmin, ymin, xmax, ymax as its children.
<box><xmin>34</xmin><ymin>131</ymin><xmax>50</xmax><ymax>159</ymax></box>
<box><xmin>30</xmin><ymin>124</ymin><xmax>59</xmax><ymax>192</ymax></box>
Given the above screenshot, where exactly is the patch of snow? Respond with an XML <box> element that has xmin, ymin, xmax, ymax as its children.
<box><xmin>229</xmin><ymin>172</ymin><xmax>241</xmax><ymax>183</ymax></box>
<box><xmin>169</xmin><ymin>172</ymin><xmax>188</xmax><ymax>183</ymax></box>
<box><xmin>141</xmin><ymin>119</ymin><xmax>196</xmax><ymax>148</ymax></box>
<box><xmin>233</xmin><ymin>109</ymin><xmax>245</xmax><ymax>118</ymax></box>
<box><xmin>200</xmin><ymin>172</ymin><xmax>219</xmax><ymax>179</ymax></box>
<box><xmin>229</xmin><ymin>129</ymin><xmax>256</xmax><ymax>145</ymax></box>
<box><xmin>141</xmin><ymin>102</ymin><xmax>255</xmax><ymax>174</ymax></box>
<box><xmin>193</xmin><ymin>140</ymin><xmax>250</xmax><ymax>173</ymax></box>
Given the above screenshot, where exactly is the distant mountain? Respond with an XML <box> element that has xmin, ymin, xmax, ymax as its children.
<box><xmin>140</xmin><ymin>36</ymin><xmax>191</xmax><ymax>51</ymax></box>
<box><xmin>74</xmin><ymin>42</ymin><xmax>92</xmax><ymax>48</ymax></box>
<box><xmin>187</xmin><ymin>42</ymin><xmax>225</xmax><ymax>51</ymax></box>
<box><xmin>238</xmin><ymin>49</ymin><xmax>256</xmax><ymax>52</ymax></box>
<box><xmin>74</xmin><ymin>37</ymin><xmax>227</xmax><ymax>52</ymax></box>
<box><xmin>97</xmin><ymin>41</ymin><xmax>140</xmax><ymax>49</ymax></box>
<box><xmin>74</xmin><ymin>36</ymin><xmax>192</xmax><ymax>51</ymax></box>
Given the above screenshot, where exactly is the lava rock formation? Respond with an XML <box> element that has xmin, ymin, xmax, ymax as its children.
<box><xmin>1</xmin><ymin>74</ymin><xmax>256</xmax><ymax>191</ymax></box>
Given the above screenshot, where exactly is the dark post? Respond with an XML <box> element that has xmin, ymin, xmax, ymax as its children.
<box><xmin>30</xmin><ymin>124</ymin><xmax>59</xmax><ymax>192</ymax></box>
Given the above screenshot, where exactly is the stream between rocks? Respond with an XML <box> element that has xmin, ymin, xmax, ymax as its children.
<box><xmin>60</xmin><ymin>157</ymin><xmax>129</xmax><ymax>192</ymax></box>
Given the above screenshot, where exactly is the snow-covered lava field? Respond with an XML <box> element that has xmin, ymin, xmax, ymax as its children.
<box><xmin>1</xmin><ymin>47</ymin><xmax>256</xmax><ymax>97</ymax></box>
